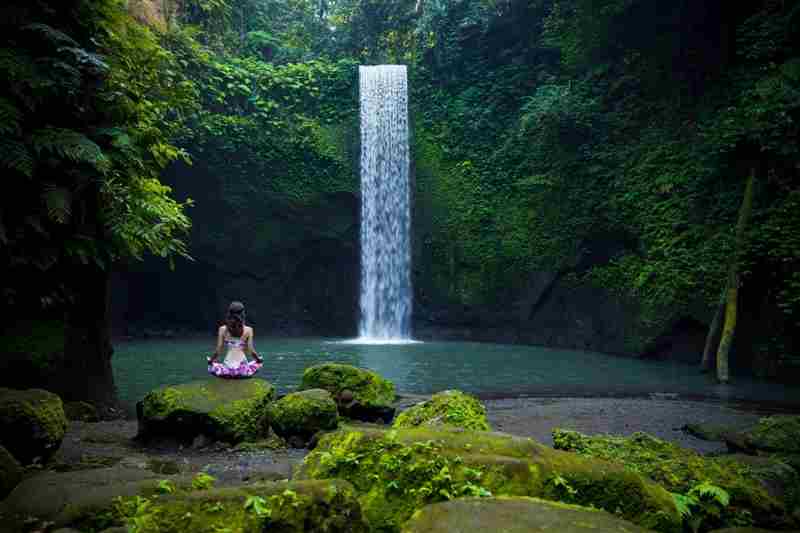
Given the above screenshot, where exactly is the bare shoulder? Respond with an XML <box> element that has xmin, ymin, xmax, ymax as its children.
<box><xmin>218</xmin><ymin>325</ymin><xmax>227</xmax><ymax>335</ymax></box>
<box><xmin>245</xmin><ymin>325</ymin><xmax>254</xmax><ymax>337</ymax></box>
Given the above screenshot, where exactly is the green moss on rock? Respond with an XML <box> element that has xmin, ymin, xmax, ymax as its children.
<box><xmin>301</xmin><ymin>363</ymin><xmax>397</xmax><ymax>423</ymax></box>
<box><xmin>268</xmin><ymin>388</ymin><xmax>338</xmax><ymax>444</ymax></box>
<box><xmin>110</xmin><ymin>479</ymin><xmax>368</xmax><ymax>533</ymax></box>
<box><xmin>138</xmin><ymin>379</ymin><xmax>275</xmax><ymax>443</ymax></box>
<box><xmin>727</xmin><ymin>415</ymin><xmax>800</xmax><ymax>454</ymax></box>
<box><xmin>296</xmin><ymin>425</ymin><xmax>680</xmax><ymax>532</ymax></box>
<box><xmin>0</xmin><ymin>387</ymin><xmax>67</xmax><ymax>464</ymax></box>
<box><xmin>393</xmin><ymin>390</ymin><xmax>490</xmax><ymax>431</ymax></box>
<box><xmin>402</xmin><ymin>496</ymin><xmax>655</xmax><ymax>533</ymax></box>
<box><xmin>0</xmin><ymin>444</ymin><xmax>22</xmax><ymax>500</ymax></box>
<box><xmin>552</xmin><ymin>428</ymin><xmax>798</xmax><ymax>530</ymax></box>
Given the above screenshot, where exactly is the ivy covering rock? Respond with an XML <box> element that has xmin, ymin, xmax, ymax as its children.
<box><xmin>301</xmin><ymin>363</ymin><xmax>396</xmax><ymax>423</ymax></box>
<box><xmin>297</xmin><ymin>425</ymin><xmax>681</xmax><ymax>532</ymax></box>
<box><xmin>552</xmin><ymin>428</ymin><xmax>800</xmax><ymax>530</ymax></box>
<box><xmin>137</xmin><ymin>379</ymin><xmax>275</xmax><ymax>444</ymax></box>
<box><xmin>393</xmin><ymin>389</ymin><xmax>490</xmax><ymax>431</ymax></box>
<box><xmin>268</xmin><ymin>388</ymin><xmax>339</xmax><ymax>445</ymax></box>
<box><xmin>0</xmin><ymin>387</ymin><xmax>67</xmax><ymax>464</ymax></box>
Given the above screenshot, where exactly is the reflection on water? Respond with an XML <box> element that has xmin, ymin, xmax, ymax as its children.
<box><xmin>113</xmin><ymin>337</ymin><xmax>800</xmax><ymax>407</ymax></box>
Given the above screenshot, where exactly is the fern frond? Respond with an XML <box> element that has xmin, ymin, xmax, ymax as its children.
<box><xmin>0</xmin><ymin>98</ymin><xmax>22</xmax><ymax>135</ymax></box>
<box><xmin>30</xmin><ymin>127</ymin><xmax>110</xmax><ymax>173</ymax></box>
<box><xmin>21</xmin><ymin>23</ymin><xmax>79</xmax><ymax>48</ymax></box>
<box><xmin>689</xmin><ymin>481</ymin><xmax>730</xmax><ymax>506</ymax></box>
<box><xmin>42</xmin><ymin>183</ymin><xmax>72</xmax><ymax>224</ymax></box>
<box><xmin>0</xmin><ymin>139</ymin><xmax>35</xmax><ymax>177</ymax></box>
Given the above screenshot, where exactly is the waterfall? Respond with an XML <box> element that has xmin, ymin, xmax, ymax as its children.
<box><xmin>358</xmin><ymin>65</ymin><xmax>412</xmax><ymax>341</ymax></box>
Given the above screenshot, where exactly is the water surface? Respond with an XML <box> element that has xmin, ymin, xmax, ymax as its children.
<box><xmin>113</xmin><ymin>337</ymin><xmax>800</xmax><ymax>407</ymax></box>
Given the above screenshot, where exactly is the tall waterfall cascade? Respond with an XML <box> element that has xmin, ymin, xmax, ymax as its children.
<box><xmin>358</xmin><ymin>65</ymin><xmax>413</xmax><ymax>342</ymax></box>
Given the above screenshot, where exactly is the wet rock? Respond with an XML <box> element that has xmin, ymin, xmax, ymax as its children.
<box><xmin>268</xmin><ymin>388</ymin><xmax>338</xmax><ymax>446</ymax></box>
<box><xmin>724</xmin><ymin>416</ymin><xmax>800</xmax><ymax>455</ymax></box>
<box><xmin>394</xmin><ymin>389</ymin><xmax>490</xmax><ymax>431</ymax></box>
<box><xmin>402</xmin><ymin>496</ymin><xmax>655</xmax><ymax>533</ymax></box>
<box><xmin>0</xmin><ymin>444</ymin><xmax>22</xmax><ymax>500</ymax></box>
<box><xmin>0</xmin><ymin>465</ymin><xmax>169</xmax><ymax>529</ymax></box>
<box><xmin>136</xmin><ymin>379</ymin><xmax>275</xmax><ymax>445</ymax></box>
<box><xmin>297</xmin><ymin>425</ymin><xmax>681</xmax><ymax>532</ymax></box>
<box><xmin>0</xmin><ymin>387</ymin><xmax>67</xmax><ymax>464</ymax></box>
<box><xmin>63</xmin><ymin>401</ymin><xmax>99</xmax><ymax>422</ymax></box>
<box><xmin>301</xmin><ymin>363</ymin><xmax>396</xmax><ymax>423</ymax></box>
<box><xmin>3</xmin><ymin>472</ymin><xmax>366</xmax><ymax>533</ymax></box>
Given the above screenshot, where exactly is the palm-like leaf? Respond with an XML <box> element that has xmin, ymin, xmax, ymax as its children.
<box><xmin>42</xmin><ymin>183</ymin><xmax>72</xmax><ymax>224</ymax></box>
<box><xmin>30</xmin><ymin>127</ymin><xmax>110</xmax><ymax>173</ymax></box>
<box><xmin>0</xmin><ymin>139</ymin><xmax>34</xmax><ymax>177</ymax></box>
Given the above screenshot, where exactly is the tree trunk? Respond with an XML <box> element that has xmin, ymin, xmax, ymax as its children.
<box><xmin>715</xmin><ymin>168</ymin><xmax>755</xmax><ymax>384</ymax></box>
<box><xmin>700</xmin><ymin>293</ymin><xmax>724</xmax><ymax>372</ymax></box>
<box><xmin>62</xmin><ymin>263</ymin><xmax>117</xmax><ymax>406</ymax></box>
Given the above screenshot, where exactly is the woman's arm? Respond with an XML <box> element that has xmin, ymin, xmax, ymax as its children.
<box><xmin>246</xmin><ymin>328</ymin><xmax>262</xmax><ymax>363</ymax></box>
<box><xmin>208</xmin><ymin>326</ymin><xmax>225</xmax><ymax>363</ymax></box>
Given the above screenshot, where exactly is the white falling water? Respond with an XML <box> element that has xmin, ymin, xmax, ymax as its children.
<box><xmin>357</xmin><ymin>65</ymin><xmax>413</xmax><ymax>342</ymax></box>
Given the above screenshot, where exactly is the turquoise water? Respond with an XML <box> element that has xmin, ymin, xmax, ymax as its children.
<box><xmin>113</xmin><ymin>337</ymin><xmax>800</xmax><ymax>407</ymax></box>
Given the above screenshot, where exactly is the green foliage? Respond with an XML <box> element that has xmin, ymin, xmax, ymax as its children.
<box><xmin>156</xmin><ymin>479</ymin><xmax>176</xmax><ymax>494</ymax></box>
<box><xmin>552</xmin><ymin>428</ymin><xmax>793</xmax><ymax>530</ymax></box>
<box><xmin>0</xmin><ymin>0</ymin><xmax>197</xmax><ymax>309</ymax></box>
<box><xmin>192</xmin><ymin>472</ymin><xmax>217</xmax><ymax>490</ymax></box>
<box><xmin>671</xmin><ymin>482</ymin><xmax>733</xmax><ymax>533</ymax></box>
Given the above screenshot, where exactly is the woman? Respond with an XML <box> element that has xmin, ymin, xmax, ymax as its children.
<box><xmin>207</xmin><ymin>301</ymin><xmax>263</xmax><ymax>378</ymax></box>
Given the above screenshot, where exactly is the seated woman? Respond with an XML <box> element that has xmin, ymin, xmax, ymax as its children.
<box><xmin>207</xmin><ymin>301</ymin><xmax>263</xmax><ymax>378</ymax></box>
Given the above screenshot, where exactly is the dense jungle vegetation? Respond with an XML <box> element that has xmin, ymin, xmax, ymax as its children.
<box><xmin>1</xmin><ymin>0</ymin><xmax>799</xmax><ymax>400</ymax></box>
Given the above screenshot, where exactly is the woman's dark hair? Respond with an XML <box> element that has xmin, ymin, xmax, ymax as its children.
<box><xmin>225</xmin><ymin>301</ymin><xmax>245</xmax><ymax>337</ymax></box>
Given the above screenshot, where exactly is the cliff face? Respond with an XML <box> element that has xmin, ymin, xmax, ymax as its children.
<box><xmin>127</xmin><ymin>0</ymin><xmax>174</xmax><ymax>31</ymax></box>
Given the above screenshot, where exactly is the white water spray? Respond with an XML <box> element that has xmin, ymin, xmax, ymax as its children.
<box><xmin>357</xmin><ymin>65</ymin><xmax>413</xmax><ymax>342</ymax></box>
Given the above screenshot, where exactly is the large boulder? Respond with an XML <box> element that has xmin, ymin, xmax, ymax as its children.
<box><xmin>301</xmin><ymin>363</ymin><xmax>396</xmax><ymax>423</ymax></box>
<box><xmin>268</xmin><ymin>388</ymin><xmax>338</xmax><ymax>446</ymax></box>
<box><xmin>108</xmin><ymin>479</ymin><xmax>368</xmax><ymax>533</ymax></box>
<box><xmin>393</xmin><ymin>390</ymin><xmax>490</xmax><ymax>431</ymax></box>
<box><xmin>724</xmin><ymin>416</ymin><xmax>800</xmax><ymax>455</ymax></box>
<box><xmin>0</xmin><ymin>387</ymin><xmax>67</xmax><ymax>464</ymax></box>
<box><xmin>136</xmin><ymin>379</ymin><xmax>275</xmax><ymax>444</ymax></box>
<box><xmin>402</xmin><ymin>496</ymin><xmax>655</xmax><ymax>533</ymax></box>
<box><xmin>0</xmin><ymin>465</ymin><xmax>168</xmax><ymax>529</ymax></box>
<box><xmin>0</xmin><ymin>465</ymin><xmax>366</xmax><ymax>533</ymax></box>
<box><xmin>0</xmin><ymin>444</ymin><xmax>22</xmax><ymax>500</ymax></box>
<box><xmin>553</xmin><ymin>429</ymin><xmax>799</xmax><ymax>530</ymax></box>
<box><xmin>296</xmin><ymin>425</ymin><xmax>681</xmax><ymax>533</ymax></box>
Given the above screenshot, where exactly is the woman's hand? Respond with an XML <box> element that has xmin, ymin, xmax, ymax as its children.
<box><xmin>252</xmin><ymin>352</ymin><xmax>263</xmax><ymax>364</ymax></box>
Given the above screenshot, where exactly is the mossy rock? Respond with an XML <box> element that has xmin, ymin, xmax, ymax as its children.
<box><xmin>63</xmin><ymin>401</ymin><xmax>99</xmax><ymax>422</ymax></box>
<box><xmin>393</xmin><ymin>390</ymin><xmax>490</xmax><ymax>431</ymax></box>
<box><xmin>268</xmin><ymin>388</ymin><xmax>338</xmax><ymax>445</ymax></box>
<box><xmin>402</xmin><ymin>496</ymin><xmax>655</xmax><ymax>533</ymax></box>
<box><xmin>301</xmin><ymin>363</ymin><xmax>396</xmax><ymax>423</ymax></box>
<box><xmin>109</xmin><ymin>479</ymin><xmax>368</xmax><ymax>533</ymax></box>
<box><xmin>553</xmin><ymin>428</ymin><xmax>798</xmax><ymax>530</ymax></box>
<box><xmin>0</xmin><ymin>387</ymin><xmax>67</xmax><ymax>464</ymax></box>
<box><xmin>1</xmin><ymin>468</ymin><xmax>366</xmax><ymax>533</ymax></box>
<box><xmin>724</xmin><ymin>416</ymin><xmax>800</xmax><ymax>455</ymax></box>
<box><xmin>708</xmin><ymin>529</ymin><xmax>800</xmax><ymax>533</ymax></box>
<box><xmin>296</xmin><ymin>425</ymin><xmax>680</xmax><ymax>532</ymax></box>
<box><xmin>0</xmin><ymin>465</ymin><xmax>171</xmax><ymax>530</ymax></box>
<box><xmin>137</xmin><ymin>379</ymin><xmax>275</xmax><ymax>444</ymax></box>
<box><xmin>0</xmin><ymin>444</ymin><xmax>22</xmax><ymax>500</ymax></box>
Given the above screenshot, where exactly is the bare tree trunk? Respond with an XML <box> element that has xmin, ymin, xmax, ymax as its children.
<box><xmin>700</xmin><ymin>293</ymin><xmax>724</xmax><ymax>371</ymax></box>
<box><xmin>715</xmin><ymin>168</ymin><xmax>755</xmax><ymax>384</ymax></box>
